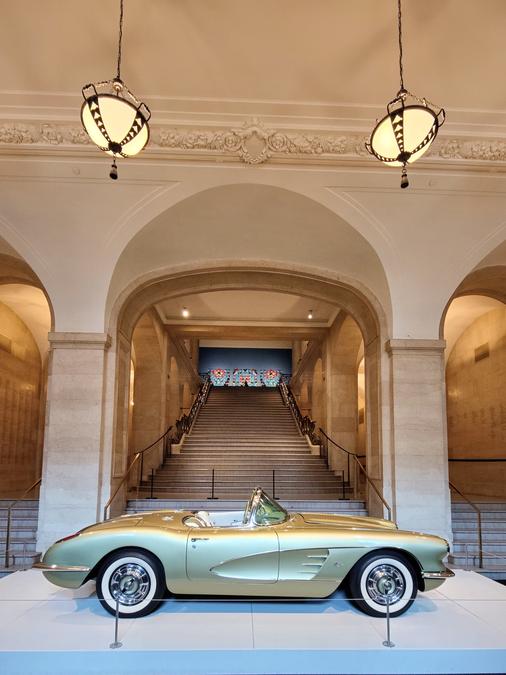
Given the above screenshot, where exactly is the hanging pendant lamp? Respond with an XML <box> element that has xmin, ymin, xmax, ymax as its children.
<box><xmin>366</xmin><ymin>0</ymin><xmax>445</xmax><ymax>188</ymax></box>
<box><xmin>80</xmin><ymin>0</ymin><xmax>151</xmax><ymax>180</ymax></box>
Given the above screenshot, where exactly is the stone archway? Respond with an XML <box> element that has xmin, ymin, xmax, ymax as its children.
<box><xmin>441</xmin><ymin>265</ymin><xmax>506</xmax><ymax>501</ymax></box>
<box><xmin>105</xmin><ymin>265</ymin><xmax>388</xmax><ymax>522</ymax></box>
<box><xmin>0</xmin><ymin>252</ymin><xmax>53</xmax><ymax>498</ymax></box>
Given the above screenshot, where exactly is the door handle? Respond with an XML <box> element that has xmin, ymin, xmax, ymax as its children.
<box><xmin>191</xmin><ymin>537</ymin><xmax>209</xmax><ymax>542</ymax></box>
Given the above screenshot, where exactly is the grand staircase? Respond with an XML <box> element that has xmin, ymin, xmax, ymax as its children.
<box><xmin>450</xmin><ymin>500</ymin><xmax>506</xmax><ymax>581</ymax></box>
<box><xmin>0</xmin><ymin>500</ymin><xmax>40</xmax><ymax>577</ymax></box>
<box><xmin>128</xmin><ymin>386</ymin><xmax>366</xmax><ymax>516</ymax></box>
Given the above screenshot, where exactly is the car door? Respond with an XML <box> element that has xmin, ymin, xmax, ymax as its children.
<box><xmin>276</xmin><ymin>516</ymin><xmax>335</xmax><ymax>587</ymax></box>
<box><xmin>186</xmin><ymin>526</ymin><xmax>279</xmax><ymax>583</ymax></box>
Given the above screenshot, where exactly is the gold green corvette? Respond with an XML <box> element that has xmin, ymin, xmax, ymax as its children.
<box><xmin>34</xmin><ymin>487</ymin><xmax>453</xmax><ymax>618</ymax></box>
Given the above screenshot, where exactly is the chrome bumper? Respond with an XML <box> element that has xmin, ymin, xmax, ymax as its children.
<box><xmin>422</xmin><ymin>568</ymin><xmax>455</xmax><ymax>580</ymax></box>
<box><xmin>32</xmin><ymin>562</ymin><xmax>91</xmax><ymax>573</ymax></box>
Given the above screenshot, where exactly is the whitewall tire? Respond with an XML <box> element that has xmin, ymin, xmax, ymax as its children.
<box><xmin>348</xmin><ymin>552</ymin><xmax>417</xmax><ymax>618</ymax></box>
<box><xmin>96</xmin><ymin>550</ymin><xmax>166</xmax><ymax>618</ymax></box>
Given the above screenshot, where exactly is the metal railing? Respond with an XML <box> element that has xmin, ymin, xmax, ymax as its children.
<box><xmin>171</xmin><ymin>376</ymin><xmax>211</xmax><ymax>446</ymax></box>
<box><xmin>279</xmin><ymin>381</ymin><xmax>392</xmax><ymax>520</ymax></box>
<box><xmin>463</xmin><ymin>544</ymin><xmax>505</xmax><ymax>571</ymax></box>
<box><xmin>449</xmin><ymin>480</ymin><xmax>483</xmax><ymax>569</ymax></box>
<box><xmin>103</xmin><ymin>376</ymin><xmax>211</xmax><ymax>520</ymax></box>
<box><xmin>319</xmin><ymin>429</ymin><xmax>392</xmax><ymax>521</ymax></box>
<box><xmin>449</xmin><ymin>457</ymin><xmax>506</xmax><ymax>462</ymax></box>
<box><xmin>279</xmin><ymin>380</ymin><xmax>320</xmax><ymax>446</ymax></box>
<box><xmin>103</xmin><ymin>425</ymin><xmax>173</xmax><ymax>521</ymax></box>
<box><xmin>4</xmin><ymin>477</ymin><xmax>41</xmax><ymax>568</ymax></box>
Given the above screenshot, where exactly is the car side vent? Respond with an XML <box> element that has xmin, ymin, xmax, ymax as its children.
<box><xmin>474</xmin><ymin>343</ymin><xmax>490</xmax><ymax>363</ymax></box>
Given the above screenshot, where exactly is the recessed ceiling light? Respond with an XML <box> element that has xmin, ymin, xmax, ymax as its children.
<box><xmin>182</xmin><ymin>307</ymin><xmax>190</xmax><ymax>318</ymax></box>
<box><xmin>307</xmin><ymin>310</ymin><xmax>313</xmax><ymax>320</ymax></box>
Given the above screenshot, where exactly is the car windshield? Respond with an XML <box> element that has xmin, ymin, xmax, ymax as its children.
<box><xmin>253</xmin><ymin>491</ymin><xmax>288</xmax><ymax>526</ymax></box>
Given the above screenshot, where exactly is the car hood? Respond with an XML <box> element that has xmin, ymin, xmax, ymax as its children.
<box><xmin>300</xmin><ymin>512</ymin><xmax>397</xmax><ymax>530</ymax></box>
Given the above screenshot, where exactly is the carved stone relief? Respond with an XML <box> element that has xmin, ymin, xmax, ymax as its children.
<box><xmin>1</xmin><ymin>117</ymin><xmax>506</xmax><ymax>166</ymax></box>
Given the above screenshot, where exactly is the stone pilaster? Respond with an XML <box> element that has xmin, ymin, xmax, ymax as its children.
<box><xmin>386</xmin><ymin>339</ymin><xmax>451</xmax><ymax>540</ymax></box>
<box><xmin>37</xmin><ymin>332</ymin><xmax>111</xmax><ymax>552</ymax></box>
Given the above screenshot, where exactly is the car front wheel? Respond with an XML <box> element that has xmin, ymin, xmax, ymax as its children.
<box><xmin>96</xmin><ymin>549</ymin><xmax>166</xmax><ymax>618</ymax></box>
<box><xmin>348</xmin><ymin>552</ymin><xmax>417</xmax><ymax>618</ymax></box>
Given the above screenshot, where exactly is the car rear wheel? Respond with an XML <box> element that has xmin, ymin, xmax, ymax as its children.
<box><xmin>96</xmin><ymin>549</ymin><xmax>166</xmax><ymax>618</ymax></box>
<box><xmin>348</xmin><ymin>552</ymin><xmax>417</xmax><ymax>618</ymax></box>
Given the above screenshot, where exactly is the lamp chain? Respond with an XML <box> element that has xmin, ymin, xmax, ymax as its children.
<box><xmin>397</xmin><ymin>0</ymin><xmax>404</xmax><ymax>92</ymax></box>
<box><xmin>116</xmin><ymin>0</ymin><xmax>124</xmax><ymax>81</ymax></box>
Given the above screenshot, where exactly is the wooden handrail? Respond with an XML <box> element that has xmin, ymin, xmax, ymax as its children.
<box><xmin>4</xmin><ymin>477</ymin><xmax>41</xmax><ymax>568</ymax></box>
<box><xmin>449</xmin><ymin>480</ymin><xmax>483</xmax><ymax>569</ymax></box>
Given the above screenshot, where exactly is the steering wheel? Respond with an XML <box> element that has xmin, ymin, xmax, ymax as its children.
<box><xmin>185</xmin><ymin>514</ymin><xmax>208</xmax><ymax>528</ymax></box>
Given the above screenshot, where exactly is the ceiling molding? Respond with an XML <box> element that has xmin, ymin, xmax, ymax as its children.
<box><xmin>2</xmin><ymin>117</ymin><xmax>506</xmax><ymax>169</ymax></box>
<box><xmin>168</xmin><ymin>324</ymin><xmax>327</xmax><ymax>341</ymax></box>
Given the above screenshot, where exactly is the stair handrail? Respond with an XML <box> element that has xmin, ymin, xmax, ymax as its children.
<box><xmin>4</xmin><ymin>477</ymin><xmax>41</xmax><ymax>568</ymax></box>
<box><xmin>319</xmin><ymin>428</ymin><xmax>392</xmax><ymax>522</ymax></box>
<box><xmin>103</xmin><ymin>376</ymin><xmax>211</xmax><ymax>521</ymax></box>
<box><xmin>279</xmin><ymin>380</ymin><xmax>320</xmax><ymax>445</ymax></box>
<box><xmin>464</xmin><ymin>546</ymin><xmax>506</xmax><ymax>570</ymax></box>
<box><xmin>449</xmin><ymin>480</ymin><xmax>483</xmax><ymax>569</ymax></box>
<box><xmin>280</xmin><ymin>381</ymin><xmax>391</xmax><ymax>519</ymax></box>
<box><xmin>103</xmin><ymin>425</ymin><xmax>173</xmax><ymax>521</ymax></box>
<box><xmin>171</xmin><ymin>375</ymin><xmax>211</xmax><ymax>445</ymax></box>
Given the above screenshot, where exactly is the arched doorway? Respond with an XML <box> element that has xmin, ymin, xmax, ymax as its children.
<box><xmin>106</xmin><ymin>266</ymin><xmax>388</xmax><ymax>520</ymax></box>
<box><xmin>442</xmin><ymin>266</ymin><xmax>506</xmax><ymax>501</ymax></box>
<box><xmin>0</xmin><ymin>247</ymin><xmax>53</xmax><ymax>498</ymax></box>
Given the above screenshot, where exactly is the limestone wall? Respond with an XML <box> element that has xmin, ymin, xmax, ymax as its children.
<box><xmin>0</xmin><ymin>301</ymin><xmax>42</xmax><ymax>496</ymax></box>
<box><xmin>446</xmin><ymin>307</ymin><xmax>506</xmax><ymax>498</ymax></box>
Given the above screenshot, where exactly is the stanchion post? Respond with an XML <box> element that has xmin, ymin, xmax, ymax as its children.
<box><xmin>382</xmin><ymin>596</ymin><xmax>395</xmax><ymax>648</ymax></box>
<box><xmin>109</xmin><ymin>596</ymin><xmax>123</xmax><ymax>649</ymax></box>
<box><xmin>147</xmin><ymin>468</ymin><xmax>157</xmax><ymax>500</ymax></box>
<box><xmin>272</xmin><ymin>469</ymin><xmax>279</xmax><ymax>499</ymax></box>
<box><xmin>208</xmin><ymin>467</ymin><xmax>218</xmax><ymax>500</ymax></box>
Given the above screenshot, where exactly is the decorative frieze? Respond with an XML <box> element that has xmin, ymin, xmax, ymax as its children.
<box><xmin>1</xmin><ymin>117</ymin><xmax>506</xmax><ymax>167</ymax></box>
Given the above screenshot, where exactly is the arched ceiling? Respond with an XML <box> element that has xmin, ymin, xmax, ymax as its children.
<box><xmin>0</xmin><ymin>235</ymin><xmax>22</xmax><ymax>260</ymax></box>
<box><xmin>443</xmin><ymin>295</ymin><xmax>504</xmax><ymax>360</ymax></box>
<box><xmin>156</xmin><ymin>289</ymin><xmax>338</xmax><ymax>326</ymax></box>
<box><xmin>107</xmin><ymin>183</ymin><xmax>391</xmax><ymax>327</ymax></box>
<box><xmin>0</xmin><ymin>284</ymin><xmax>51</xmax><ymax>357</ymax></box>
<box><xmin>0</xmin><ymin>2</ymin><xmax>506</xmax><ymax>340</ymax></box>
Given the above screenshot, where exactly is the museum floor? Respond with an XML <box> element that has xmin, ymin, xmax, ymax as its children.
<box><xmin>0</xmin><ymin>569</ymin><xmax>505</xmax><ymax>675</ymax></box>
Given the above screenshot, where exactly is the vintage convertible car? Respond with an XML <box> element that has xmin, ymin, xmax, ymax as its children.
<box><xmin>35</xmin><ymin>487</ymin><xmax>453</xmax><ymax>618</ymax></box>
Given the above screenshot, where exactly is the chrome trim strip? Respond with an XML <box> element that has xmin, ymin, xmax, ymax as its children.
<box><xmin>422</xmin><ymin>569</ymin><xmax>455</xmax><ymax>580</ymax></box>
<box><xmin>32</xmin><ymin>562</ymin><xmax>91</xmax><ymax>573</ymax></box>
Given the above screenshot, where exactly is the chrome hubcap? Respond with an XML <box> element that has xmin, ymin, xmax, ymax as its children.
<box><xmin>109</xmin><ymin>563</ymin><xmax>150</xmax><ymax>606</ymax></box>
<box><xmin>366</xmin><ymin>563</ymin><xmax>405</xmax><ymax>605</ymax></box>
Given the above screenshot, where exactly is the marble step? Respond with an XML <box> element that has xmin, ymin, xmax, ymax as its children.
<box><xmin>135</xmin><ymin>490</ymin><xmax>351</xmax><ymax>499</ymax></box>
<box><xmin>452</xmin><ymin>502</ymin><xmax>506</xmax><ymax>512</ymax></box>
<box><xmin>127</xmin><ymin>498</ymin><xmax>367</xmax><ymax>513</ymax></box>
<box><xmin>452</xmin><ymin>520</ymin><xmax>506</xmax><ymax>530</ymax></box>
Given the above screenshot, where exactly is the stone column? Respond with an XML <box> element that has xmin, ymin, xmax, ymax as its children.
<box><xmin>37</xmin><ymin>332</ymin><xmax>111</xmax><ymax>553</ymax></box>
<box><xmin>291</xmin><ymin>340</ymin><xmax>302</xmax><ymax>374</ymax></box>
<box><xmin>386</xmin><ymin>339</ymin><xmax>451</xmax><ymax>540</ymax></box>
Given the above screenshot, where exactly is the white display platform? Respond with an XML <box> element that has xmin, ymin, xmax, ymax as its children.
<box><xmin>0</xmin><ymin>569</ymin><xmax>505</xmax><ymax>674</ymax></box>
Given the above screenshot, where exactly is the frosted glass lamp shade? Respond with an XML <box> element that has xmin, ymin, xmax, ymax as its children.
<box><xmin>81</xmin><ymin>81</ymin><xmax>150</xmax><ymax>158</ymax></box>
<box><xmin>367</xmin><ymin>100</ymin><xmax>445</xmax><ymax>167</ymax></box>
